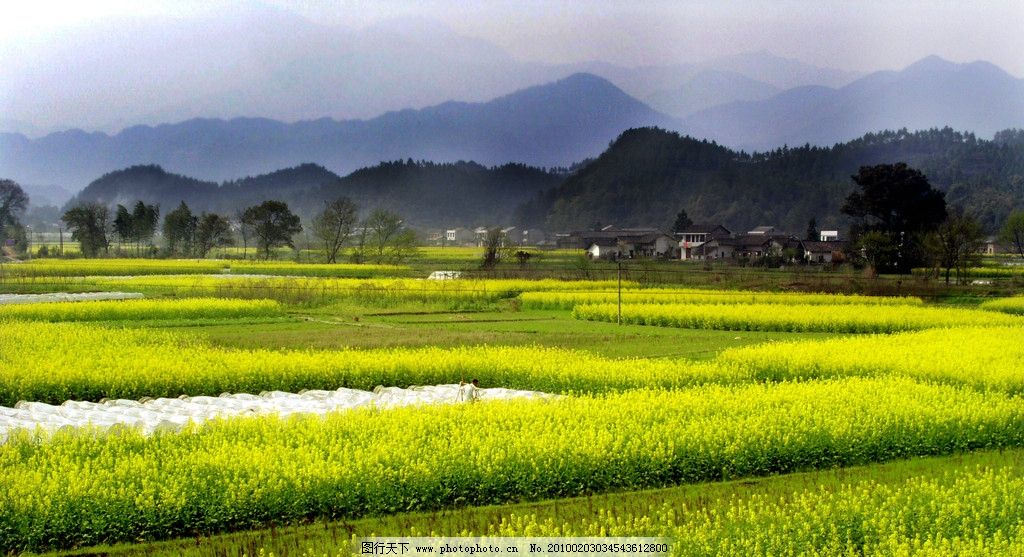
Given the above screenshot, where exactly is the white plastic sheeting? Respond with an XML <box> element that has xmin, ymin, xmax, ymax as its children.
<box><xmin>0</xmin><ymin>385</ymin><xmax>555</xmax><ymax>442</ymax></box>
<box><xmin>0</xmin><ymin>292</ymin><xmax>144</xmax><ymax>305</ymax></box>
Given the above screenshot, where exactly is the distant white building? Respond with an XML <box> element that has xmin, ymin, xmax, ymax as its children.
<box><xmin>820</xmin><ymin>230</ymin><xmax>839</xmax><ymax>242</ymax></box>
<box><xmin>444</xmin><ymin>228</ymin><xmax>476</xmax><ymax>246</ymax></box>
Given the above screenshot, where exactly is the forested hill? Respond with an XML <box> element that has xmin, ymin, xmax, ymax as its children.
<box><xmin>67</xmin><ymin>164</ymin><xmax>335</xmax><ymax>218</ymax></box>
<box><xmin>69</xmin><ymin>160</ymin><xmax>563</xmax><ymax>228</ymax></box>
<box><xmin>522</xmin><ymin>127</ymin><xmax>1024</xmax><ymax>233</ymax></box>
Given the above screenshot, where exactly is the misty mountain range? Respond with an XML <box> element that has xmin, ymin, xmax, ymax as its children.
<box><xmin>2</xmin><ymin>7</ymin><xmax>861</xmax><ymax>135</ymax></box>
<box><xmin>683</xmin><ymin>56</ymin><xmax>1024</xmax><ymax>150</ymax></box>
<box><xmin>1</xmin><ymin>73</ymin><xmax>672</xmax><ymax>190</ymax></box>
<box><xmin>2</xmin><ymin>53</ymin><xmax>1022</xmax><ymax>197</ymax></box>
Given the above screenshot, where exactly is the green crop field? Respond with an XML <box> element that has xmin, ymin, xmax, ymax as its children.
<box><xmin>1</xmin><ymin>260</ymin><xmax>1024</xmax><ymax>556</ymax></box>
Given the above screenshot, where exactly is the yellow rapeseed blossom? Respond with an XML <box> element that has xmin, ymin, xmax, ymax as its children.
<box><xmin>2</xmin><ymin>378</ymin><xmax>1023</xmax><ymax>553</ymax></box>
<box><xmin>0</xmin><ymin>298</ymin><xmax>281</xmax><ymax>322</ymax></box>
<box><xmin>573</xmin><ymin>302</ymin><xmax>1024</xmax><ymax>333</ymax></box>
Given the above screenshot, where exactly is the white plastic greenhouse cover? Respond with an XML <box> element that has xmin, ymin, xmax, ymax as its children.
<box><xmin>0</xmin><ymin>385</ymin><xmax>556</xmax><ymax>443</ymax></box>
<box><xmin>0</xmin><ymin>292</ymin><xmax>144</xmax><ymax>305</ymax></box>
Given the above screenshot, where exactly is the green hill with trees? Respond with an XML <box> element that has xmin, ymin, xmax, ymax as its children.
<box><xmin>522</xmin><ymin>127</ymin><xmax>1024</xmax><ymax>233</ymax></box>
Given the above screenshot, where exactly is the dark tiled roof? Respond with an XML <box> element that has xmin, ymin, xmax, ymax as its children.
<box><xmin>803</xmin><ymin>240</ymin><xmax>847</xmax><ymax>252</ymax></box>
<box><xmin>678</xmin><ymin>224</ymin><xmax>731</xmax><ymax>235</ymax></box>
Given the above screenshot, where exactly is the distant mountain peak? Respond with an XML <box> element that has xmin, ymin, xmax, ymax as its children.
<box><xmin>510</xmin><ymin>72</ymin><xmax>631</xmax><ymax>98</ymax></box>
<box><xmin>904</xmin><ymin>55</ymin><xmax>957</xmax><ymax>73</ymax></box>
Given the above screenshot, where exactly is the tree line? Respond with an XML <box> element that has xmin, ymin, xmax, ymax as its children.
<box><xmin>46</xmin><ymin>194</ymin><xmax>418</xmax><ymax>263</ymax></box>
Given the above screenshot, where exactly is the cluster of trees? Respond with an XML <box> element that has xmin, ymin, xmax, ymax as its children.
<box><xmin>162</xmin><ymin>202</ymin><xmax>236</xmax><ymax>258</ymax></box>
<box><xmin>0</xmin><ymin>180</ymin><xmax>30</xmax><ymax>255</ymax></box>
<box><xmin>843</xmin><ymin>163</ymin><xmax>989</xmax><ymax>283</ymax></box>
<box><xmin>56</xmin><ymin>194</ymin><xmax>417</xmax><ymax>263</ymax></box>
<box><xmin>1000</xmin><ymin>211</ymin><xmax>1024</xmax><ymax>258</ymax></box>
<box><xmin>113</xmin><ymin>201</ymin><xmax>159</xmax><ymax>255</ymax></box>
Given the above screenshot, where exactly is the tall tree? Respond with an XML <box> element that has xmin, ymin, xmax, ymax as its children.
<box><xmin>163</xmin><ymin>201</ymin><xmax>197</xmax><ymax>257</ymax></box>
<box><xmin>62</xmin><ymin>203</ymin><xmax>110</xmax><ymax>257</ymax></box>
<box><xmin>671</xmin><ymin>209</ymin><xmax>693</xmax><ymax>234</ymax></box>
<box><xmin>480</xmin><ymin>227</ymin><xmax>508</xmax><ymax>269</ymax></box>
<box><xmin>1000</xmin><ymin>211</ymin><xmax>1024</xmax><ymax>257</ymax></box>
<box><xmin>131</xmin><ymin>200</ymin><xmax>160</xmax><ymax>255</ymax></box>
<box><xmin>312</xmin><ymin>197</ymin><xmax>357</xmax><ymax>264</ymax></box>
<box><xmin>364</xmin><ymin>208</ymin><xmax>417</xmax><ymax>263</ymax></box>
<box><xmin>240</xmin><ymin>200</ymin><xmax>302</xmax><ymax>259</ymax></box>
<box><xmin>929</xmin><ymin>210</ymin><xmax>984</xmax><ymax>284</ymax></box>
<box><xmin>195</xmin><ymin>213</ymin><xmax>234</xmax><ymax>258</ymax></box>
<box><xmin>234</xmin><ymin>208</ymin><xmax>252</xmax><ymax>258</ymax></box>
<box><xmin>350</xmin><ymin>226</ymin><xmax>370</xmax><ymax>264</ymax></box>
<box><xmin>805</xmin><ymin>217</ymin><xmax>819</xmax><ymax>241</ymax></box>
<box><xmin>842</xmin><ymin>163</ymin><xmax>947</xmax><ymax>272</ymax></box>
<box><xmin>0</xmin><ymin>179</ymin><xmax>29</xmax><ymax>251</ymax></box>
<box><xmin>112</xmin><ymin>204</ymin><xmax>133</xmax><ymax>251</ymax></box>
<box><xmin>857</xmin><ymin>230</ymin><xmax>898</xmax><ymax>275</ymax></box>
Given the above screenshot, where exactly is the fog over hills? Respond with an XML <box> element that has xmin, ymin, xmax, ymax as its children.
<box><xmin>682</xmin><ymin>56</ymin><xmax>1024</xmax><ymax>151</ymax></box>
<box><xmin>0</xmin><ymin>73</ymin><xmax>675</xmax><ymax>189</ymax></box>
<box><xmin>1</xmin><ymin>6</ymin><xmax>863</xmax><ymax>136</ymax></box>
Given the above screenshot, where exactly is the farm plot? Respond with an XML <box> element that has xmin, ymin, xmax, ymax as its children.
<box><xmin>979</xmin><ymin>295</ymin><xmax>1024</xmax><ymax>315</ymax></box>
<box><xmin>2</xmin><ymin>377</ymin><xmax>1023</xmax><ymax>553</ymax></box>
<box><xmin>0</xmin><ymin>385</ymin><xmax>553</xmax><ymax>440</ymax></box>
<box><xmin>0</xmin><ymin>297</ymin><xmax>281</xmax><ymax>322</ymax></box>
<box><xmin>0</xmin><ymin>321</ymin><xmax>729</xmax><ymax>405</ymax></box>
<box><xmin>717</xmin><ymin>326</ymin><xmax>1024</xmax><ymax>394</ymax></box>
<box><xmin>76</xmin><ymin>275</ymin><xmax>637</xmax><ymax>304</ymax></box>
<box><xmin>1</xmin><ymin>259</ymin><xmax>411</xmax><ymax>278</ymax></box>
<box><xmin>480</xmin><ymin>462</ymin><xmax>1024</xmax><ymax>556</ymax></box>
<box><xmin>520</xmin><ymin>289</ymin><xmax>923</xmax><ymax>309</ymax></box>
<box><xmin>573</xmin><ymin>302</ymin><xmax>1024</xmax><ymax>333</ymax></box>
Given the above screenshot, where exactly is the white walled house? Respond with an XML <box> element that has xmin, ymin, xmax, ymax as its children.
<box><xmin>803</xmin><ymin>240</ymin><xmax>847</xmax><ymax>263</ymax></box>
<box><xmin>677</xmin><ymin>224</ymin><xmax>732</xmax><ymax>260</ymax></box>
<box><xmin>584</xmin><ymin>230</ymin><xmax>678</xmax><ymax>260</ymax></box>
<box><xmin>444</xmin><ymin>228</ymin><xmax>476</xmax><ymax>246</ymax></box>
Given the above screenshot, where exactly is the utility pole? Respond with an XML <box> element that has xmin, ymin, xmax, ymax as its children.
<box><xmin>59</xmin><ymin>226</ymin><xmax>64</xmax><ymax>257</ymax></box>
<box><xmin>617</xmin><ymin>259</ymin><xmax>622</xmax><ymax>325</ymax></box>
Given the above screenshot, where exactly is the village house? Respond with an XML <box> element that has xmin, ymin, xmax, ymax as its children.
<box><xmin>803</xmin><ymin>240</ymin><xmax>846</xmax><ymax>263</ymax></box>
<box><xmin>576</xmin><ymin>227</ymin><xmax>677</xmax><ymax>260</ymax></box>
<box><xmin>444</xmin><ymin>228</ymin><xmax>477</xmax><ymax>246</ymax></box>
<box><xmin>677</xmin><ymin>224</ymin><xmax>732</xmax><ymax>260</ymax></box>
<box><xmin>699</xmin><ymin>230</ymin><xmax>806</xmax><ymax>262</ymax></box>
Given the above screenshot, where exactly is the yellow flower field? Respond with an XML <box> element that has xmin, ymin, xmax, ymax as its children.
<box><xmin>2</xmin><ymin>377</ymin><xmax>1022</xmax><ymax>553</ymax></box>
<box><xmin>0</xmin><ymin>298</ymin><xmax>281</xmax><ymax>322</ymax></box>
<box><xmin>573</xmin><ymin>302</ymin><xmax>1024</xmax><ymax>333</ymax></box>
<box><xmin>520</xmin><ymin>288</ymin><xmax>923</xmax><ymax>309</ymax></box>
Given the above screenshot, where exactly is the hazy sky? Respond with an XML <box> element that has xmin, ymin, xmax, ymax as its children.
<box><xmin>3</xmin><ymin>0</ymin><xmax>1022</xmax><ymax>73</ymax></box>
<box><xmin>1</xmin><ymin>0</ymin><xmax>1022</xmax><ymax>133</ymax></box>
